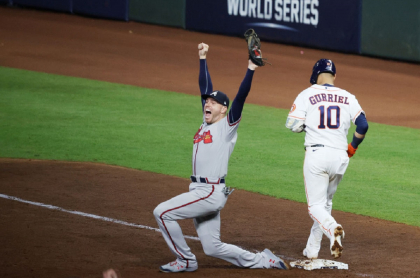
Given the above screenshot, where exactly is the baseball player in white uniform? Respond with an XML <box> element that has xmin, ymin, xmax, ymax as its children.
<box><xmin>153</xmin><ymin>43</ymin><xmax>288</xmax><ymax>273</ymax></box>
<box><xmin>285</xmin><ymin>59</ymin><xmax>369</xmax><ymax>259</ymax></box>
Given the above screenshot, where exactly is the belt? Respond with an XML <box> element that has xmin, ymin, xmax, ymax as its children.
<box><xmin>304</xmin><ymin>144</ymin><xmax>324</xmax><ymax>151</ymax></box>
<box><xmin>190</xmin><ymin>176</ymin><xmax>225</xmax><ymax>184</ymax></box>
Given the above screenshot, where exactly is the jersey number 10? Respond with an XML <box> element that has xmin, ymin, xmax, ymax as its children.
<box><xmin>318</xmin><ymin>106</ymin><xmax>340</xmax><ymax>129</ymax></box>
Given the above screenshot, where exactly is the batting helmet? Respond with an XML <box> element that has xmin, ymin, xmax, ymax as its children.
<box><xmin>310</xmin><ymin>59</ymin><xmax>336</xmax><ymax>84</ymax></box>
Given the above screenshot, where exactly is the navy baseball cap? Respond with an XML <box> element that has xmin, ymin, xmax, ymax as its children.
<box><xmin>202</xmin><ymin>90</ymin><xmax>230</xmax><ymax>107</ymax></box>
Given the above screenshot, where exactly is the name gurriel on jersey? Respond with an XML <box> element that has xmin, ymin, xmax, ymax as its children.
<box><xmin>309</xmin><ymin>93</ymin><xmax>350</xmax><ymax>105</ymax></box>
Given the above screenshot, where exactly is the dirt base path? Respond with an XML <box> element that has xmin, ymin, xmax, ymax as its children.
<box><xmin>1</xmin><ymin>159</ymin><xmax>420</xmax><ymax>278</ymax></box>
<box><xmin>1</xmin><ymin>6</ymin><xmax>420</xmax><ymax>278</ymax></box>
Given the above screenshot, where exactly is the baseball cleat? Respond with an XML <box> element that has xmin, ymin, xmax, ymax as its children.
<box><xmin>159</xmin><ymin>259</ymin><xmax>198</xmax><ymax>273</ymax></box>
<box><xmin>262</xmin><ymin>248</ymin><xmax>289</xmax><ymax>270</ymax></box>
<box><xmin>303</xmin><ymin>248</ymin><xmax>318</xmax><ymax>259</ymax></box>
<box><xmin>330</xmin><ymin>226</ymin><xmax>345</xmax><ymax>258</ymax></box>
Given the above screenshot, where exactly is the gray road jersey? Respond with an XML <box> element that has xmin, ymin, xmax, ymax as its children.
<box><xmin>192</xmin><ymin>116</ymin><xmax>239</xmax><ymax>180</ymax></box>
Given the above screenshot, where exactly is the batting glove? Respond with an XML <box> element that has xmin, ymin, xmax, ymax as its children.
<box><xmin>347</xmin><ymin>143</ymin><xmax>357</xmax><ymax>158</ymax></box>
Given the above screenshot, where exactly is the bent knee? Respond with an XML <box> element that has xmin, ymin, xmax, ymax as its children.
<box><xmin>203</xmin><ymin>245</ymin><xmax>219</xmax><ymax>257</ymax></box>
<box><xmin>308</xmin><ymin>203</ymin><xmax>325</xmax><ymax>212</ymax></box>
<box><xmin>153</xmin><ymin>204</ymin><xmax>165</xmax><ymax>219</ymax></box>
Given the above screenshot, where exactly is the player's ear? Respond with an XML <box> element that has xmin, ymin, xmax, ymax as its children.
<box><xmin>221</xmin><ymin>106</ymin><xmax>228</xmax><ymax>114</ymax></box>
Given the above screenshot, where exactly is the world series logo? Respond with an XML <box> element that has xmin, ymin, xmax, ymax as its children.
<box><xmin>227</xmin><ymin>0</ymin><xmax>319</xmax><ymax>30</ymax></box>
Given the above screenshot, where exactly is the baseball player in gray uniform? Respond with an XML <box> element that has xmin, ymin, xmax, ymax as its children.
<box><xmin>285</xmin><ymin>59</ymin><xmax>369</xmax><ymax>259</ymax></box>
<box><xmin>153</xmin><ymin>43</ymin><xmax>288</xmax><ymax>273</ymax></box>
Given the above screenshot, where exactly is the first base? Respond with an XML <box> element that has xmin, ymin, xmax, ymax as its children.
<box><xmin>290</xmin><ymin>259</ymin><xmax>348</xmax><ymax>271</ymax></box>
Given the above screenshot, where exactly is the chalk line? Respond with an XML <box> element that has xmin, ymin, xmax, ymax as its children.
<box><xmin>0</xmin><ymin>193</ymin><xmax>199</xmax><ymax>240</ymax></box>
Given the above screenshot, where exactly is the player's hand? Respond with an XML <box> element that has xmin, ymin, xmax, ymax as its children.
<box><xmin>198</xmin><ymin>43</ymin><xmax>209</xmax><ymax>59</ymax></box>
<box><xmin>248</xmin><ymin>59</ymin><xmax>258</xmax><ymax>70</ymax></box>
<box><xmin>347</xmin><ymin>143</ymin><xmax>357</xmax><ymax>158</ymax></box>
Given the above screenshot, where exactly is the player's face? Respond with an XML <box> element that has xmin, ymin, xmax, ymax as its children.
<box><xmin>204</xmin><ymin>97</ymin><xmax>227</xmax><ymax>124</ymax></box>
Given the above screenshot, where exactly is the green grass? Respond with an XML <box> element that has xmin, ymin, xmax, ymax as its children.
<box><xmin>1</xmin><ymin>66</ymin><xmax>419</xmax><ymax>226</ymax></box>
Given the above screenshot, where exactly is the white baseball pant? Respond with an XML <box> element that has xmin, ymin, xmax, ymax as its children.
<box><xmin>303</xmin><ymin>146</ymin><xmax>349</xmax><ymax>251</ymax></box>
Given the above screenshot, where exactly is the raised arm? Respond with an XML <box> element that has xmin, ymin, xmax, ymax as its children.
<box><xmin>198</xmin><ymin>43</ymin><xmax>213</xmax><ymax>109</ymax></box>
<box><xmin>228</xmin><ymin>60</ymin><xmax>258</xmax><ymax>124</ymax></box>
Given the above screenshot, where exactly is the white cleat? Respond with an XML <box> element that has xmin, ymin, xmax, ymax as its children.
<box><xmin>159</xmin><ymin>259</ymin><xmax>198</xmax><ymax>273</ymax></box>
<box><xmin>303</xmin><ymin>248</ymin><xmax>319</xmax><ymax>259</ymax></box>
<box><xmin>330</xmin><ymin>226</ymin><xmax>345</xmax><ymax>258</ymax></box>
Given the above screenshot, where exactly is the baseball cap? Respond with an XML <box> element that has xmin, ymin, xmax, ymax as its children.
<box><xmin>202</xmin><ymin>90</ymin><xmax>230</xmax><ymax>107</ymax></box>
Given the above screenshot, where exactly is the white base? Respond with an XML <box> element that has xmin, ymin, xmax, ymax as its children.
<box><xmin>290</xmin><ymin>259</ymin><xmax>348</xmax><ymax>271</ymax></box>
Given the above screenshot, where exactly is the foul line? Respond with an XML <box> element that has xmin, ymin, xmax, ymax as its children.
<box><xmin>0</xmin><ymin>193</ymin><xmax>199</xmax><ymax>240</ymax></box>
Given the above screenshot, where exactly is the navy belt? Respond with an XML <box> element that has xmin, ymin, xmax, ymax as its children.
<box><xmin>304</xmin><ymin>144</ymin><xmax>324</xmax><ymax>151</ymax></box>
<box><xmin>190</xmin><ymin>176</ymin><xmax>225</xmax><ymax>184</ymax></box>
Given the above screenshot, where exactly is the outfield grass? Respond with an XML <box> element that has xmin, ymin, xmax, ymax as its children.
<box><xmin>1</xmin><ymin>66</ymin><xmax>419</xmax><ymax>226</ymax></box>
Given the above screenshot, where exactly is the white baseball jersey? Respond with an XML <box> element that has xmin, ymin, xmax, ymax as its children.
<box><xmin>288</xmin><ymin>84</ymin><xmax>364</xmax><ymax>150</ymax></box>
<box><xmin>192</xmin><ymin>116</ymin><xmax>239</xmax><ymax>180</ymax></box>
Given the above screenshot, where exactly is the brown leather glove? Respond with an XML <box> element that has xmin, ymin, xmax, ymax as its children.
<box><xmin>244</xmin><ymin>29</ymin><xmax>270</xmax><ymax>66</ymax></box>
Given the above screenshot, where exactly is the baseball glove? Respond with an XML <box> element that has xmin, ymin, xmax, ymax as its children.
<box><xmin>244</xmin><ymin>29</ymin><xmax>270</xmax><ymax>66</ymax></box>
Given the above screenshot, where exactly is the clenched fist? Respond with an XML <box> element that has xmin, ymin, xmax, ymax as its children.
<box><xmin>198</xmin><ymin>43</ymin><xmax>209</xmax><ymax>59</ymax></box>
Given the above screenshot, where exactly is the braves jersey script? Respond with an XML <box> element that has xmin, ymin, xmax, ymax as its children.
<box><xmin>192</xmin><ymin>116</ymin><xmax>239</xmax><ymax>179</ymax></box>
<box><xmin>288</xmin><ymin>84</ymin><xmax>364</xmax><ymax>150</ymax></box>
